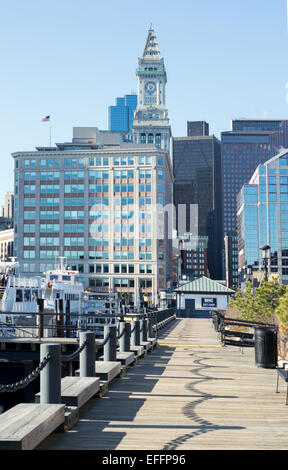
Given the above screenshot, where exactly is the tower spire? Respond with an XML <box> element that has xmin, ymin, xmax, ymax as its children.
<box><xmin>142</xmin><ymin>26</ymin><xmax>160</xmax><ymax>59</ymax></box>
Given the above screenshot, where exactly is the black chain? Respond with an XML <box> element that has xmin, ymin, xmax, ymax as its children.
<box><xmin>61</xmin><ymin>340</ymin><xmax>88</xmax><ymax>362</ymax></box>
<box><xmin>96</xmin><ymin>331</ymin><xmax>110</xmax><ymax>349</ymax></box>
<box><xmin>130</xmin><ymin>323</ymin><xmax>136</xmax><ymax>333</ymax></box>
<box><xmin>116</xmin><ymin>327</ymin><xmax>125</xmax><ymax>340</ymax></box>
<box><xmin>0</xmin><ymin>353</ymin><xmax>51</xmax><ymax>393</ymax></box>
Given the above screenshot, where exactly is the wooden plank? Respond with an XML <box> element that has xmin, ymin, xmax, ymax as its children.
<box><xmin>37</xmin><ymin>317</ymin><xmax>288</xmax><ymax>451</ymax></box>
<box><xmin>35</xmin><ymin>376</ymin><xmax>100</xmax><ymax>408</ymax></box>
<box><xmin>95</xmin><ymin>361</ymin><xmax>121</xmax><ymax>382</ymax></box>
<box><xmin>141</xmin><ymin>341</ymin><xmax>152</xmax><ymax>352</ymax></box>
<box><xmin>130</xmin><ymin>345</ymin><xmax>145</xmax><ymax>357</ymax></box>
<box><xmin>116</xmin><ymin>352</ymin><xmax>135</xmax><ymax>366</ymax></box>
<box><xmin>0</xmin><ymin>403</ymin><xmax>65</xmax><ymax>450</ymax></box>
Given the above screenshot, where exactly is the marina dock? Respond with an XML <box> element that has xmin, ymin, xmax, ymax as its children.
<box><xmin>35</xmin><ymin>314</ymin><xmax>287</xmax><ymax>451</ymax></box>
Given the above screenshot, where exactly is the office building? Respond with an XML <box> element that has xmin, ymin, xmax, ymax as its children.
<box><xmin>2</xmin><ymin>191</ymin><xmax>14</xmax><ymax>220</ymax></box>
<box><xmin>224</xmin><ymin>232</ymin><xmax>238</xmax><ymax>288</ymax></box>
<box><xmin>0</xmin><ymin>229</ymin><xmax>13</xmax><ymax>262</ymax></box>
<box><xmin>12</xmin><ymin>127</ymin><xmax>173</xmax><ymax>305</ymax></box>
<box><xmin>178</xmin><ymin>235</ymin><xmax>209</xmax><ymax>279</ymax></box>
<box><xmin>172</xmin><ymin>125</ymin><xmax>222</xmax><ymax>280</ymax></box>
<box><xmin>187</xmin><ymin>121</ymin><xmax>209</xmax><ymax>137</ymax></box>
<box><xmin>237</xmin><ymin>148</ymin><xmax>288</xmax><ymax>284</ymax></box>
<box><xmin>222</xmin><ymin>118</ymin><xmax>288</xmax><ymax>286</ymax></box>
<box><xmin>108</xmin><ymin>94</ymin><xmax>137</xmax><ymax>135</ymax></box>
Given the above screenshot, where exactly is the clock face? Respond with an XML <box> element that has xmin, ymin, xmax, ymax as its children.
<box><xmin>145</xmin><ymin>81</ymin><xmax>156</xmax><ymax>94</ymax></box>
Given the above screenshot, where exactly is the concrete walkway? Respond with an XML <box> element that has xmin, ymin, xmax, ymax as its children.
<box><xmin>37</xmin><ymin>315</ymin><xmax>288</xmax><ymax>450</ymax></box>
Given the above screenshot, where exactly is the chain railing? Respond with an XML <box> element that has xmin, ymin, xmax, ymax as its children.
<box><xmin>96</xmin><ymin>330</ymin><xmax>110</xmax><ymax>349</ymax></box>
<box><xmin>0</xmin><ymin>352</ymin><xmax>51</xmax><ymax>393</ymax></box>
<box><xmin>0</xmin><ymin>307</ymin><xmax>177</xmax><ymax>403</ymax></box>
<box><xmin>61</xmin><ymin>340</ymin><xmax>88</xmax><ymax>362</ymax></box>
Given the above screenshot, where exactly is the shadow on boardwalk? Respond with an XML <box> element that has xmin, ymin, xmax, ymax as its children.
<box><xmin>37</xmin><ymin>347</ymin><xmax>175</xmax><ymax>450</ymax></box>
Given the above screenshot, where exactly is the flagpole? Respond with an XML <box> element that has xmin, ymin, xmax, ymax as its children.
<box><xmin>49</xmin><ymin>122</ymin><xmax>51</xmax><ymax>147</ymax></box>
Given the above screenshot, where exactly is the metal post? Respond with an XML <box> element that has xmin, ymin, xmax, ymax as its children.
<box><xmin>37</xmin><ymin>298</ymin><xmax>44</xmax><ymax>339</ymax></box>
<box><xmin>142</xmin><ymin>318</ymin><xmax>148</xmax><ymax>342</ymax></box>
<box><xmin>148</xmin><ymin>314</ymin><xmax>154</xmax><ymax>339</ymax></box>
<box><xmin>79</xmin><ymin>331</ymin><xmax>96</xmax><ymax>377</ymax></box>
<box><xmin>56</xmin><ymin>298</ymin><xmax>64</xmax><ymax>338</ymax></box>
<box><xmin>131</xmin><ymin>319</ymin><xmax>140</xmax><ymax>346</ymax></box>
<box><xmin>104</xmin><ymin>325</ymin><xmax>116</xmax><ymax>362</ymax></box>
<box><xmin>139</xmin><ymin>319</ymin><xmax>144</xmax><ymax>343</ymax></box>
<box><xmin>40</xmin><ymin>343</ymin><xmax>61</xmax><ymax>404</ymax></box>
<box><xmin>119</xmin><ymin>321</ymin><xmax>131</xmax><ymax>352</ymax></box>
<box><xmin>65</xmin><ymin>300</ymin><xmax>71</xmax><ymax>338</ymax></box>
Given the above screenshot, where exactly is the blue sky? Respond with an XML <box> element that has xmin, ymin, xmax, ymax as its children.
<box><xmin>0</xmin><ymin>0</ymin><xmax>287</xmax><ymax>204</ymax></box>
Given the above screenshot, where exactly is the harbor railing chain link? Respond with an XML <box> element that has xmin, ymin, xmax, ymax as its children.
<box><xmin>96</xmin><ymin>330</ymin><xmax>110</xmax><ymax>349</ymax></box>
<box><xmin>116</xmin><ymin>327</ymin><xmax>125</xmax><ymax>340</ymax></box>
<box><xmin>0</xmin><ymin>353</ymin><xmax>51</xmax><ymax>393</ymax></box>
<box><xmin>61</xmin><ymin>339</ymin><xmax>88</xmax><ymax>362</ymax></box>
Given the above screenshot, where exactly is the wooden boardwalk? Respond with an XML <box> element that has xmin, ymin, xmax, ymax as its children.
<box><xmin>37</xmin><ymin>315</ymin><xmax>288</xmax><ymax>450</ymax></box>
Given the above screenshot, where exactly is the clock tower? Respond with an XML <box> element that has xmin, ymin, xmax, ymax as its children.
<box><xmin>132</xmin><ymin>26</ymin><xmax>171</xmax><ymax>153</ymax></box>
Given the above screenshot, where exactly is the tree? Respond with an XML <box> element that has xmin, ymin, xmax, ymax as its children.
<box><xmin>229</xmin><ymin>277</ymin><xmax>286</xmax><ymax>323</ymax></box>
<box><xmin>229</xmin><ymin>282</ymin><xmax>256</xmax><ymax>321</ymax></box>
<box><xmin>275</xmin><ymin>289</ymin><xmax>288</xmax><ymax>334</ymax></box>
<box><xmin>252</xmin><ymin>278</ymin><xmax>286</xmax><ymax>323</ymax></box>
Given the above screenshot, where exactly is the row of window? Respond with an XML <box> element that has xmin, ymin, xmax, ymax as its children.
<box><xmin>23</xmin><ymin>168</ymin><xmax>163</xmax><ymax>181</ymax></box>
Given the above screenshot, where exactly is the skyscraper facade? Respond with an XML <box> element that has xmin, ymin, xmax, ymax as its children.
<box><xmin>172</xmin><ymin>126</ymin><xmax>223</xmax><ymax>280</ymax></box>
<box><xmin>237</xmin><ymin>148</ymin><xmax>288</xmax><ymax>284</ymax></box>
<box><xmin>108</xmin><ymin>94</ymin><xmax>137</xmax><ymax>134</ymax></box>
<box><xmin>12</xmin><ymin>128</ymin><xmax>173</xmax><ymax>305</ymax></box>
<box><xmin>222</xmin><ymin>118</ymin><xmax>288</xmax><ymax>286</ymax></box>
<box><xmin>187</xmin><ymin>121</ymin><xmax>209</xmax><ymax>137</ymax></box>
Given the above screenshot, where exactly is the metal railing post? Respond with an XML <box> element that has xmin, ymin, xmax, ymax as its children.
<box><xmin>142</xmin><ymin>318</ymin><xmax>148</xmax><ymax>342</ymax></box>
<box><xmin>37</xmin><ymin>298</ymin><xmax>44</xmax><ymax>339</ymax></box>
<box><xmin>104</xmin><ymin>325</ymin><xmax>117</xmax><ymax>362</ymax></box>
<box><xmin>119</xmin><ymin>321</ymin><xmax>131</xmax><ymax>352</ymax></box>
<box><xmin>148</xmin><ymin>314</ymin><xmax>155</xmax><ymax>339</ymax></box>
<box><xmin>40</xmin><ymin>343</ymin><xmax>61</xmax><ymax>404</ymax></box>
<box><xmin>79</xmin><ymin>331</ymin><xmax>96</xmax><ymax>377</ymax></box>
<box><xmin>131</xmin><ymin>319</ymin><xmax>140</xmax><ymax>346</ymax></box>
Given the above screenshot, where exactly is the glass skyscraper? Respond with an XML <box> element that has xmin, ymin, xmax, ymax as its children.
<box><xmin>237</xmin><ymin>148</ymin><xmax>288</xmax><ymax>284</ymax></box>
<box><xmin>222</xmin><ymin>118</ymin><xmax>288</xmax><ymax>287</ymax></box>
<box><xmin>108</xmin><ymin>94</ymin><xmax>137</xmax><ymax>134</ymax></box>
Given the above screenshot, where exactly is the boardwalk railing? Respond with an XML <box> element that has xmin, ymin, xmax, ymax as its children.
<box><xmin>0</xmin><ymin>307</ymin><xmax>177</xmax><ymax>403</ymax></box>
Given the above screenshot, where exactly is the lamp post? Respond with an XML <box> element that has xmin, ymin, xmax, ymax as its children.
<box><xmin>246</xmin><ymin>264</ymin><xmax>253</xmax><ymax>282</ymax></box>
<box><xmin>261</xmin><ymin>245</ymin><xmax>271</xmax><ymax>281</ymax></box>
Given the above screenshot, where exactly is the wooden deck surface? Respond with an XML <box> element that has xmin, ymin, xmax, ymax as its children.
<box><xmin>37</xmin><ymin>315</ymin><xmax>288</xmax><ymax>450</ymax></box>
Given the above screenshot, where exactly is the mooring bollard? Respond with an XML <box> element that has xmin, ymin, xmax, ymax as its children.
<box><xmin>104</xmin><ymin>325</ymin><xmax>117</xmax><ymax>362</ymax></box>
<box><xmin>131</xmin><ymin>318</ymin><xmax>140</xmax><ymax>346</ymax></box>
<box><xmin>148</xmin><ymin>315</ymin><xmax>155</xmax><ymax>339</ymax></box>
<box><xmin>79</xmin><ymin>331</ymin><xmax>96</xmax><ymax>377</ymax></box>
<box><xmin>119</xmin><ymin>321</ymin><xmax>131</xmax><ymax>353</ymax></box>
<box><xmin>40</xmin><ymin>343</ymin><xmax>61</xmax><ymax>404</ymax></box>
<box><xmin>141</xmin><ymin>318</ymin><xmax>148</xmax><ymax>342</ymax></box>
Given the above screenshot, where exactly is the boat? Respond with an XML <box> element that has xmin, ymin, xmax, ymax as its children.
<box><xmin>0</xmin><ymin>257</ymin><xmax>84</xmax><ymax>337</ymax></box>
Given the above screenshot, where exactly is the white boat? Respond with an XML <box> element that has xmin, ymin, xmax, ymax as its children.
<box><xmin>42</xmin><ymin>257</ymin><xmax>83</xmax><ymax>313</ymax></box>
<box><xmin>0</xmin><ymin>257</ymin><xmax>84</xmax><ymax>336</ymax></box>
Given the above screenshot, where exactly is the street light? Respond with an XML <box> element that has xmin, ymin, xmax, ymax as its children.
<box><xmin>246</xmin><ymin>264</ymin><xmax>253</xmax><ymax>282</ymax></box>
<box><xmin>261</xmin><ymin>245</ymin><xmax>271</xmax><ymax>280</ymax></box>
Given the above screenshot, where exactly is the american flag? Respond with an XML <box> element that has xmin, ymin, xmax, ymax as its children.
<box><xmin>41</xmin><ymin>115</ymin><xmax>50</xmax><ymax>122</ymax></box>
